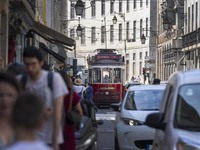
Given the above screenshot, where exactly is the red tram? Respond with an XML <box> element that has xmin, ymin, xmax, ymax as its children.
<box><xmin>87</xmin><ymin>49</ymin><xmax>125</xmax><ymax>106</ymax></box>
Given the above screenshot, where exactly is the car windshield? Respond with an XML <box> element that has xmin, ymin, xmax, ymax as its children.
<box><xmin>125</xmin><ymin>89</ymin><xmax>164</xmax><ymax>110</ymax></box>
<box><xmin>175</xmin><ymin>84</ymin><xmax>200</xmax><ymax>131</ymax></box>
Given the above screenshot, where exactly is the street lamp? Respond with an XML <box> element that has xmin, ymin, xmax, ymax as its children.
<box><xmin>76</xmin><ymin>24</ymin><xmax>82</xmax><ymax>36</ymax></box>
<box><xmin>112</xmin><ymin>16</ymin><xmax>117</xmax><ymax>24</ymax></box>
<box><xmin>75</xmin><ymin>0</ymin><xmax>84</xmax><ymax>16</ymax></box>
<box><xmin>140</xmin><ymin>34</ymin><xmax>146</xmax><ymax>44</ymax></box>
<box><xmin>162</xmin><ymin>16</ymin><xmax>171</xmax><ymax>30</ymax></box>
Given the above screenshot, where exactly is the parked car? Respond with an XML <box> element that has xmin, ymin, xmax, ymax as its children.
<box><xmin>116</xmin><ymin>85</ymin><xmax>165</xmax><ymax>150</ymax></box>
<box><xmin>145</xmin><ymin>70</ymin><xmax>200</xmax><ymax>150</ymax></box>
<box><xmin>125</xmin><ymin>81</ymin><xmax>142</xmax><ymax>91</ymax></box>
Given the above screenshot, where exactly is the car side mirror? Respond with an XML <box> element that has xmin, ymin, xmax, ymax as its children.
<box><xmin>110</xmin><ymin>102</ymin><xmax>121</xmax><ymax>111</ymax></box>
<box><xmin>145</xmin><ymin>112</ymin><xmax>166</xmax><ymax>130</ymax></box>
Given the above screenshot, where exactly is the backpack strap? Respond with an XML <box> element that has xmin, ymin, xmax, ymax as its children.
<box><xmin>47</xmin><ymin>71</ymin><xmax>53</xmax><ymax>92</ymax></box>
<box><xmin>20</xmin><ymin>72</ymin><xmax>53</xmax><ymax>92</ymax></box>
<box><xmin>20</xmin><ymin>74</ymin><xmax>28</xmax><ymax>90</ymax></box>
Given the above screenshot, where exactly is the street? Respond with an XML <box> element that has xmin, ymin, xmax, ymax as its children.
<box><xmin>96</xmin><ymin>108</ymin><xmax>119</xmax><ymax>150</ymax></box>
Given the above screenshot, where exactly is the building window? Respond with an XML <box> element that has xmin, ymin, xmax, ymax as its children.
<box><xmin>133</xmin><ymin>53</ymin><xmax>136</xmax><ymax>60</ymax></box>
<box><xmin>133</xmin><ymin>62</ymin><xmax>135</xmax><ymax>75</ymax></box>
<box><xmin>91</xmin><ymin>1</ymin><xmax>96</xmax><ymax>17</ymax></box>
<box><xmin>133</xmin><ymin>0</ymin><xmax>136</xmax><ymax>9</ymax></box>
<box><xmin>81</xmin><ymin>2</ymin><xmax>85</xmax><ymax>18</ymax></box>
<box><xmin>146</xmin><ymin>0</ymin><xmax>148</xmax><ymax>6</ymax></box>
<box><xmin>140</xmin><ymin>0</ymin><xmax>143</xmax><ymax>8</ymax></box>
<box><xmin>126</xmin><ymin>60</ymin><xmax>129</xmax><ymax>80</ymax></box>
<box><xmin>101</xmin><ymin>26</ymin><xmax>105</xmax><ymax>43</ymax></box>
<box><xmin>126</xmin><ymin>22</ymin><xmax>129</xmax><ymax>40</ymax></box>
<box><xmin>140</xmin><ymin>19</ymin><xmax>143</xmax><ymax>36</ymax></box>
<box><xmin>119</xmin><ymin>0</ymin><xmax>122</xmax><ymax>13</ymax></box>
<box><xmin>133</xmin><ymin>21</ymin><xmax>136</xmax><ymax>41</ymax></box>
<box><xmin>81</xmin><ymin>28</ymin><xmax>85</xmax><ymax>44</ymax></box>
<box><xmin>110</xmin><ymin>0</ymin><xmax>114</xmax><ymax>14</ymax></box>
<box><xmin>188</xmin><ymin>7</ymin><xmax>190</xmax><ymax>33</ymax></box>
<box><xmin>119</xmin><ymin>23</ymin><xmax>122</xmax><ymax>41</ymax></box>
<box><xmin>110</xmin><ymin>25</ymin><xmax>114</xmax><ymax>42</ymax></box>
<box><xmin>140</xmin><ymin>52</ymin><xmax>142</xmax><ymax>59</ymax></box>
<box><xmin>145</xmin><ymin>51</ymin><xmax>148</xmax><ymax>56</ymax></box>
<box><xmin>91</xmin><ymin>27</ymin><xmax>96</xmax><ymax>43</ymax></box>
<box><xmin>70</xmin><ymin>29</ymin><xmax>75</xmax><ymax>40</ymax></box>
<box><xmin>70</xmin><ymin>3</ymin><xmax>75</xmax><ymax>19</ymax></box>
<box><xmin>126</xmin><ymin>0</ymin><xmax>130</xmax><ymax>12</ymax></box>
<box><xmin>139</xmin><ymin>62</ymin><xmax>142</xmax><ymax>75</ymax></box>
<box><xmin>146</xmin><ymin>18</ymin><xmax>148</xmax><ymax>37</ymax></box>
<box><xmin>101</xmin><ymin>0</ymin><xmax>105</xmax><ymax>15</ymax></box>
<box><xmin>196</xmin><ymin>2</ymin><xmax>198</xmax><ymax>30</ymax></box>
<box><xmin>192</xmin><ymin>5</ymin><xmax>194</xmax><ymax>31</ymax></box>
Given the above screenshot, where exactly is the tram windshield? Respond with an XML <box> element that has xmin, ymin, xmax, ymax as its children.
<box><xmin>89</xmin><ymin>68</ymin><xmax>122</xmax><ymax>83</ymax></box>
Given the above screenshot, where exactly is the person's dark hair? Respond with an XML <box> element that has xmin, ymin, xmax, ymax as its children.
<box><xmin>0</xmin><ymin>72</ymin><xmax>20</xmax><ymax>93</ymax></box>
<box><xmin>23</xmin><ymin>46</ymin><xmax>43</xmax><ymax>62</ymax></box>
<box><xmin>6</xmin><ymin>63</ymin><xmax>26</xmax><ymax>76</ymax></box>
<box><xmin>12</xmin><ymin>92</ymin><xmax>45</xmax><ymax>129</ymax></box>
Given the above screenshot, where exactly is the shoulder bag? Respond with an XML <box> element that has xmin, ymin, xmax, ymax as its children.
<box><xmin>66</xmin><ymin>92</ymin><xmax>82</xmax><ymax>125</ymax></box>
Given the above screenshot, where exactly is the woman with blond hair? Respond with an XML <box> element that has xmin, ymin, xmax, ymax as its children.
<box><xmin>58</xmin><ymin>71</ymin><xmax>83</xmax><ymax>150</ymax></box>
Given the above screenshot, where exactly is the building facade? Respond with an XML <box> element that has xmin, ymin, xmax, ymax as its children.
<box><xmin>156</xmin><ymin>0</ymin><xmax>184</xmax><ymax>80</ymax></box>
<box><xmin>68</xmin><ymin>0</ymin><xmax>158</xmax><ymax>83</ymax></box>
<box><xmin>182</xmin><ymin>0</ymin><xmax>200</xmax><ymax>70</ymax></box>
<box><xmin>0</xmin><ymin>0</ymin><xmax>75</xmax><ymax>71</ymax></box>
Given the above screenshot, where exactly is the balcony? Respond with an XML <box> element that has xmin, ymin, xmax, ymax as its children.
<box><xmin>182</xmin><ymin>28</ymin><xmax>200</xmax><ymax>48</ymax></box>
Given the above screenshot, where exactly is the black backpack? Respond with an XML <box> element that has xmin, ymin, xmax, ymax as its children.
<box><xmin>20</xmin><ymin>71</ymin><xmax>53</xmax><ymax>92</ymax></box>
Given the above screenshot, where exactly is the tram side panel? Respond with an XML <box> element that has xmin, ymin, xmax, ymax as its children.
<box><xmin>91</xmin><ymin>83</ymin><xmax>122</xmax><ymax>106</ymax></box>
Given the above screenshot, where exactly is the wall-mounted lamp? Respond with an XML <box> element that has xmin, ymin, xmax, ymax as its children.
<box><xmin>112</xmin><ymin>15</ymin><xmax>117</xmax><ymax>24</ymax></box>
<box><xmin>76</xmin><ymin>17</ymin><xmax>82</xmax><ymax>36</ymax></box>
<box><xmin>75</xmin><ymin>0</ymin><xmax>84</xmax><ymax>16</ymax></box>
<box><xmin>141</xmin><ymin>34</ymin><xmax>146</xmax><ymax>44</ymax></box>
<box><xmin>76</xmin><ymin>24</ymin><xmax>82</xmax><ymax>36</ymax></box>
<box><xmin>162</xmin><ymin>16</ymin><xmax>171</xmax><ymax>30</ymax></box>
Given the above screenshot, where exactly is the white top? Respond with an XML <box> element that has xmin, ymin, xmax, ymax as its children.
<box><xmin>17</xmin><ymin>70</ymin><xmax>68</xmax><ymax>144</ymax></box>
<box><xmin>4</xmin><ymin>141</ymin><xmax>52</xmax><ymax>150</ymax></box>
<box><xmin>73</xmin><ymin>85</ymin><xmax>86</xmax><ymax>99</ymax></box>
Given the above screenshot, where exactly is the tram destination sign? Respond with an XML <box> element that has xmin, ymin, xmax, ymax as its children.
<box><xmin>95</xmin><ymin>55</ymin><xmax>120</xmax><ymax>60</ymax></box>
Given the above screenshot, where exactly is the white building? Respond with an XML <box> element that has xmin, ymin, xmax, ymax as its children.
<box><xmin>68</xmin><ymin>0</ymin><xmax>157</xmax><ymax>83</ymax></box>
<box><xmin>182</xmin><ymin>0</ymin><xmax>200</xmax><ymax>70</ymax></box>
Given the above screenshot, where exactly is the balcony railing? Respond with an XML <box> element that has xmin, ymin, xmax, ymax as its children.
<box><xmin>182</xmin><ymin>28</ymin><xmax>200</xmax><ymax>48</ymax></box>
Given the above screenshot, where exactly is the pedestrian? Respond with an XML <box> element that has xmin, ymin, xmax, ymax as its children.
<box><xmin>16</xmin><ymin>46</ymin><xmax>68</xmax><ymax>150</ymax></box>
<box><xmin>58</xmin><ymin>71</ymin><xmax>83</xmax><ymax>150</ymax></box>
<box><xmin>0</xmin><ymin>72</ymin><xmax>20</xmax><ymax>149</ymax></box>
<box><xmin>85</xmin><ymin>81</ymin><xmax>96</xmax><ymax>108</ymax></box>
<box><xmin>73</xmin><ymin>78</ymin><xmax>86</xmax><ymax>100</ymax></box>
<box><xmin>5</xmin><ymin>93</ymin><xmax>52</xmax><ymax>150</ymax></box>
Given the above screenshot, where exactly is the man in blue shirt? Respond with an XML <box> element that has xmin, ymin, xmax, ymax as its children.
<box><xmin>85</xmin><ymin>82</ymin><xmax>98</xmax><ymax>112</ymax></box>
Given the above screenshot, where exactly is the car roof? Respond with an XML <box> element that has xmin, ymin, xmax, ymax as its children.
<box><xmin>169</xmin><ymin>69</ymin><xmax>200</xmax><ymax>85</ymax></box>
<box><xmin>128</xmin><ymin>85</ymin><xmax>166</xmax><ymax>91</ymax></box>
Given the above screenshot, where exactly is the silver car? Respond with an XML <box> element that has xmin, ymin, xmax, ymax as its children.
<box><xmin>146</xmin><ymin>70</ymin><xmax>200</xmax><ymax>150</ymax></box>
<box><xmin>116</xmin><ymin>85</ymin><xmax>165</xmax><ymax>150</ymax></box>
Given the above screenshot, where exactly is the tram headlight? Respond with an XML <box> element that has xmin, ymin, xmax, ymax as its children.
<box><xmin>122</xmin><ymin>118</ymin><xmax>144</xmax><ymax>126</ymax></box>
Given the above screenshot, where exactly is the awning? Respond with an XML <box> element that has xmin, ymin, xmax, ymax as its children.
<box><xmin>39</xmin><ymin>42</ymin><xmax>65</xmax><ymax>63</ymax></box>
<box><xmin>29</xmin><ymin>21</ymin><xmax>75</xmax><ymax>50</ymax></box>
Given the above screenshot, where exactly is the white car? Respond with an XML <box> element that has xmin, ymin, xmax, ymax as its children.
<box><xmin>116</xmin><ymin>85</ymin><xmax>165</xmax><ymax>150</ymax></box>
<box><xmin>146</xmin><ymin>70</ymin><xmax>200</xmax><ymax>150</ymax></box>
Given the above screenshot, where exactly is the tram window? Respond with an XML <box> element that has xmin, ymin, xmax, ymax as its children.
<box><xmin>89</xmin><ymin>69</ymin><xmax>93</xmax><ymax>83</ymax></box>
<box><xmin>114</xmin><ymin>68</ymin><xmax>121</xmax><ymax>83</ymax></box>
<box><xmin>102</xmin><ymin>68</ymin><xmax>112</xmax><ymax>83</ymax></box>
<box><xmin>93</xmin><ymin>68</ymin><xmax>101</xmax><ymax>83</ymax></box>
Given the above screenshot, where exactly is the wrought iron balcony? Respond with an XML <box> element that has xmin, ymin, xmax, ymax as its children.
<box><xmin>182</xmin><ymin>29</ymin><xmax>200</xmax><ymax>48</ymax></box>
